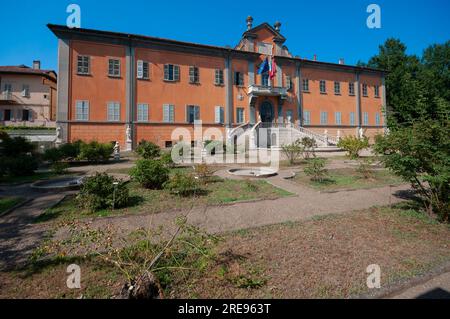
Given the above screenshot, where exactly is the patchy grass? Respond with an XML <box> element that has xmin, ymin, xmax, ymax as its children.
<box><xmin>3</xmin><ymin>203</ymin><xmax>450</xmax><ymax>299</ymax></box>
<box><xmin>170</xmin><ymin>203</ymin><xmax>450</xmax><ymax>298</ymax></box>
<box><xmin>294</xmin><ymin>168</ymin><xmax>404</xmax><ymax>191</ymax></box>
<box><xmin>0</xmin><ymin>197</ymin><xmax>24</xmax><ymax>214</ymax></box>
<box><xmin>35</xmin><ymin>179</ymin><xmax>292</xmax><ymax>223</ymax></box>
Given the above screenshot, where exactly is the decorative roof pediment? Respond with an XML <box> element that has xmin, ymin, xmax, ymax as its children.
<box><xmin>242</xmin><ymin>22</ymin><xmax>286</xmax><ymax>43</ymax></box>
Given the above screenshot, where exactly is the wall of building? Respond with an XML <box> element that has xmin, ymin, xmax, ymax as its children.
<box><xmin>0</xmin><ymin>74</ymin><xmax>55</xmax><ymax>126</ymax></box>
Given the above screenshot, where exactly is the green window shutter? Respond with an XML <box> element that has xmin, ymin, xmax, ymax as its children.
<box><xmin>137</xmin><ymin>60</ymin><xmax>143</xmax><ymax>79</ymax></box>
<box><xmin>28</xmin><ymin>109</ymin><xmax>33</xmax><ymax>121</ymax></box>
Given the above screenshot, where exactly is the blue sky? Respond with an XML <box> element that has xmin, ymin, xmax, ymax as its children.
<box><xmin>0</xmin><ymin>0</ymin><xmax>449</xmax><ymax>71</ymax></box>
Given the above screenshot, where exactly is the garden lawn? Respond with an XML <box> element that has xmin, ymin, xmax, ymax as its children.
<box><xmin>35</xmin><ymin>178</ymin><xmax>293</xmax><ymax>223</ymax></box>
<box><xmin>0</xmin><ymin>172</ymin><xmax>60</xmax><ymax>185</ymax></box>
<box><xmin>294</xmin><ymin>167</ymin><xmax>405</xmax><ymax>191</ymax></box>
<box><xmin>2</xmin><ymin>203</ymin><xmax>450</xmax><ymax>299</ymax></box>
<box><xmin>0</xmin><ymin>197</ymin><xmax>24</xmax><ymax>214</ymax></box>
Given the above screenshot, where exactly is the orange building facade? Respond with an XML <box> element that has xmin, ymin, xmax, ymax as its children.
<box><xmin>48</xmin><ymin>18</ymin><xmax>386</xmax><ymax>150</ymax></box>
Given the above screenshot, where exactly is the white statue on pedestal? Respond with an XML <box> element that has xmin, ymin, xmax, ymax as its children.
<box><xmin>56</xmin><ymin>126</ymin><xmax>62</xmax><ymax>144</ymax></box>
<box><xmin>113</xmin><ymin>142</ymin><xmax>120</xmax><ymax>160</ymax></box>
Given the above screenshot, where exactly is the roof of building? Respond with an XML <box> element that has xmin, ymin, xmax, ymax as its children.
<box><xmin>47</xmin><ymin>23</ymin><xmax>385</xmax><ymax>75</ymax></box>
<box><xmin>0</xmin><ymin>65</ymin><xmax>57</xmax><ymax>81</ymax></box>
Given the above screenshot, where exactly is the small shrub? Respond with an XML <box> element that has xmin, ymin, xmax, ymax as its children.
<box><xmin>136</xmin><ymin>140</ymin><xmax>161</xmax><ymax>159</ymax></box>
<box><xmin>77</xmin><ymin>173</ymin><xmax>129</xmax><ymax>212</ymax></box>
<box><xmin>193</xmin><ymin>163</ymin><xmax>214</xmax><ymax>182</ymax></box>
<box><xmin>2</xmin><ymin>154</ymin><xmax>39</xmax><ymax>177</ymax></box>
<box><xmin>356</xmin><ymin>158</ymin><xmax>374</xmax><ymax>179</ymax></box>
<box><xmin>160</xmin><ymin>151</ymin><xmax>175</xmax><ymax>168</ymax></box>
<box><xmin>78</xmin><ymin>141</ymin><xmax>113</xmax><ymax>163</ymax></box>
<box><xmin>43</xmin><ymin>148</ymin><xmax>63</xmax><ymax>163</ymax></box>
<box><xmin>51</xmin><ymin>162</ymin><xmax>70</xmax><ymax>175</ymax></box>
<box><xmin>59</xmin><ymin>140</ymin><xmax>83</xmax><ymax>159</ymax></box>
<box><xmin>304</xmin><ymin>158</ymin><xmax>328</xmax><ymax>182</ymax></box>
<box><xmin>281</xmin><ymin>139</ymin><xmax>303</xmax><ymax>165</ymax></box>
<box><xmin>300</xmin><ymin>137</ymin><xmax>317</xmax><ymax>159</ymax></box>
<box><xmin>164</xmin><ymin>172</ymin><xmax>202</xmax><ymax>197</ymax></box>
<box><xmin>337</xmin><ymin>136</ymin><xmax>370</xmax><ymax>159</ymax></box>
<box><xmin>130</xmin><ymin>159</ymin><xmax>169</xmax><ymax>189</ymax></box>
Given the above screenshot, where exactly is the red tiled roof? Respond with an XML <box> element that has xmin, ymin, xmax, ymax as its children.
<box><xmin>0</xmin><ymin>65</ymin><xmax>57</xmax><ymax>80</ymax></box>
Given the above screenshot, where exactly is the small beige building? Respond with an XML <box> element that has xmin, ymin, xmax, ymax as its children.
<box><xmin>0</xmin><ymin>61</ymin><xmax>57</xmax><ymax>127</ymax></box>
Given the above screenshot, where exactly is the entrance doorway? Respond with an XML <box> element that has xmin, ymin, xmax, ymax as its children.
<box><xmin>259</xmin><ymin>101</ymin><xmax>274</xmax><ymax>123</ymax></box>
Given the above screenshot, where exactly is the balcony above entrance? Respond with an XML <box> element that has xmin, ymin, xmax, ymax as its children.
<box><xmin>248</xmin><ymin>84</ymin><xmax>288</xmax><ymax>99</ymax></box>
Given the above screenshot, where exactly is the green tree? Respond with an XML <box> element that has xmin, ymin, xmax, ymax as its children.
<box><xmin>374</xmin><ymin>108</ymin><xmax>450</xmax><ymax>222</ymax></box>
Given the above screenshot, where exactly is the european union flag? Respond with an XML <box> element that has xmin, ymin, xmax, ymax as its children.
<box><xmin>257</xmin><ymin>58</ymin><xmax>270</xmax><ymax>74</ymax></box>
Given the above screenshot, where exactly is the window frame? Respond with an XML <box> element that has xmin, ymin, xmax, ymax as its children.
<box><xmin>214</xmin><ymin>69</ymin><xmax>224</xmax><ymax>86</ymax></box>
<box><xmin>164</xmin><ymin>64</ymin><xmax>180</xmax><ymax>82</ymax></box>
<box><xmin>302</xmin><ymin>79</ymin><xmax>309</xmax><ymax>92</ymax></box>
<box><xmin>137</xmin><ymin>60</ymin><xmax>150</xmax><ymax>80</ymax></box>
<box><xmin>350</xmin><ymin>112</ymin><xmax>356</xmax><ymax>126</ymax></box>
<box><xmin>374</xmin><ymin>85</ymin><xmax>380</xmax><ymax>98</ymax></box>
<box><xmin>75</xmin><ymin>100</ymin><xmax>89</xmax><ymax>121</ymax></box>
<box><xmin>107</xmin><ymin>102</ymin><xmax>121</xmax><ymax>122</ymax></box>
<box><xmin>77</xmin><ymin>55</ymin><xmax>90</xmax><ymax>75</ymax></box>
<box><xmin>319</xmin><ymin>80</ymin><xmax>327</xmax><ymax>94</ymax></box>
<box><xmin>303</xmin><ymin>110</ymin><xmax>311</xmax><ymax>125</ymax></box>
<box><xmin>334</xmin><ymin>81</ymin><xmax>341</xmax><ymax>95</ymax></box>
<box><xmin>335</xmin><ymin>111</ymin><xmax>342</xmax><ymax>125</ymax></box>
<box><xmin>215</xmin><ymin>106</ymin><xmax>224</xmax><ymax>124</ymax></box>
<box><xmin>349</xmin><ymin>82</ymin><xmax>355</xmax><ymax>96</ymax></box>
<box><xmin>362</xmin><ymin>83</ymin><xmax>368</xmax><ymax>97</ymax></box>
<box><xmin>189</xmin><ymin>66</ymin><xmax>200</xmax><ymax>84</ymax></box>
<box><xmin>363</xmin><ymin>112</ymin><xmax>369</xmax><ymax>125</ymax></box>
<box><xmin>375</xmin><ymin>113</ymin><xmax>381</xmax><ymax>125</ymax></box>
<box><xmin>163</xmin><ymin>104</ymin><xmax>175</xmax><ymax>123</ymax></box>
<box><xmin>186</xmin><ymin>105</ymin><xmax>200</xmax><ymax>124</ymax></box>
<box><xmin>108</xmin><ymin>58</ymin><xmax>121</xmax><ymax>77</ymax></box>
<box><xmin>236</xmin><ymin>107</ymin><xmax>245</xmax><ymax>124</ymax></box>
<box><xmin>320</xmin><ymin>111</ymin><xmax>328</xmax><ymax>125</ymax></box>
<box><xmin>22</xmin><ymin>84</ymin><xmax>30</xmax><ymax>97</ymax></box>
<box><xmin>137</xmin><ymin>103</ymin><xmax>149</xmax><ymax>122</ymax></box>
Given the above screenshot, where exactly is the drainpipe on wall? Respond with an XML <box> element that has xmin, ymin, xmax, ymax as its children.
<box><xmin>295</xmin><ymin>61</ymin><xmax>303</xmax><ymax>127</ymax></box>
<box><xmin>225</xmin><ymin>52</ymin><xmax>233</xmax><ymax>140</ymax></box>
<box><xmin>355</xmin><ymin>72</ymin><xmax>362</xmax><ymax>137</ymax></box>
<box><xmin>125</xmin><ymin>42</ymin><xmax>135</xmax><ymax>151</ymax></box>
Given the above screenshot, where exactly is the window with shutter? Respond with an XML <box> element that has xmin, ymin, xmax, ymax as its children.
<box><xmin>174</xmin><ymin>65</ymin><xmax>180</xmax><ymax>81</ymax></box>
<box><xmin>137</xmin><ymin>60</ymin><xmax>144</xmax><ymax>79</ymax></box>
<box><xmin>22</xmin><ymin>84</ymin><xmax>30</xmax><ymax>97</ymax></box>
<box><xmin>375</xmin><ymin>113</ymin><xmax>381</xmax><ymax>125</ymax></box>
<box><xmin>215</xmin><ymin>69</ymin><xmax>224</xmax><ymax>85</ymax></box>
<box><xmin>137</xmin><ymin>104</ymin><xmax>149</xmax><ymax>122</ymax></box>
<box><xmin>349</xmin><ymin>82</ymin><xmax>355</xmax><ymax>96</ymax></box>
<box><xmin>303</xmin><ymin>111</ymin><xmax>311</xmax><ymax>125</ymax></box>
<box><xmin>334</xmin><ymin>82</ymin><xmax>341</xmax><ymax>95</ymax></box>
<box><xmin>236</xmin><ymin>108</ymin><xmax>245</xmax><ymax>124</ymax></box>
<box><xmin>302</xmin><ymin>79</ymin><xmax>309</xmax><ymax>92</ymax></box>
<box><xmin>107</xmin><ymin>102</ymin><xmax>120</xmax><ymax>121</ymax></box>
<box><xmin>335</xmin><ymin>112</ymin><xmax>342</xmax><ymax>125</ymax></box>
<box><xmin>163</xmin><ymin>104</ymin><xmax>174</xmax><ymax>123</ymax></box>
<box><xmin>362</xmin><ymin>84</ymin><xmax>368</xmax><ymax>97</ymax></box>
<box><xmin>76</xmin><ymin>101</ymin><xmax>89</xmax><ymax>121</ymax></box>
<box><xmin>189</xmin><ymin>66</ymin><xmax>199</xmax><ymax>84</ymax></box>
<box><xmin>215</xmin><ymin>106</ymin><xmax>224</xmax><ymax>124</ymax></box>
<box><xmin>286</xmin><ymin>76</ymin><xmax>292</xmax><ymax>91</ymax></box>
<box><xmin>77</xmin><ymin>56</ymin><xmax>90</xmax><ymax>75</ymax></box>
<box><xmin>350</xmin><ymin>112</ymin><xmax>355</xmax><ymax>125</ymax></box>
<box><xmin>320</xmin><ymin>80</ymin><xmax>327</xmax><ymax>94</ymax></box>
<box><xmin>320</xmin><ymin>111</ymin><xmax>328</xmax><ymax>125</ymax></box>
<box><xmin>108</xmin><ymin>59</ymin><xmax>121</xmax><ymax>77</ymax></box>
<box><xmin>363</xmin><ymin>112</ymin><xmax>369</xmax><ymax>125</ymax></box>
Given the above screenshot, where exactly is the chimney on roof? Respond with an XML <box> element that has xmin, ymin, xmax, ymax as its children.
<box><xmin>33</xmin><ymin>60</ymin><xmax>41</xmax><ymax>70</ymax></box>
<box><xmin>246</xmin><ymin>16</ymin><xmax>254</xmax><ymax>30</ymax></box>
<box><xmin>274</xmin><ymin>21</ymin><xmax>281</xmax><ymax>32</ymax></box>
<box><xmin>339</xmin><ymin>58</ymin><xmax>345</xmax><ymax>65</ymax></box>
<box><xmin>313</xmin><ymin>54</ymin><xmax>317</xmax><ymax>61</ymax></box>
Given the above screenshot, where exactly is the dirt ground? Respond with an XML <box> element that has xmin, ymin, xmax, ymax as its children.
<box><xmin>1</xmin><ymin>204</ymin><xmax>449</xmax><ymax>299</ymax></box>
